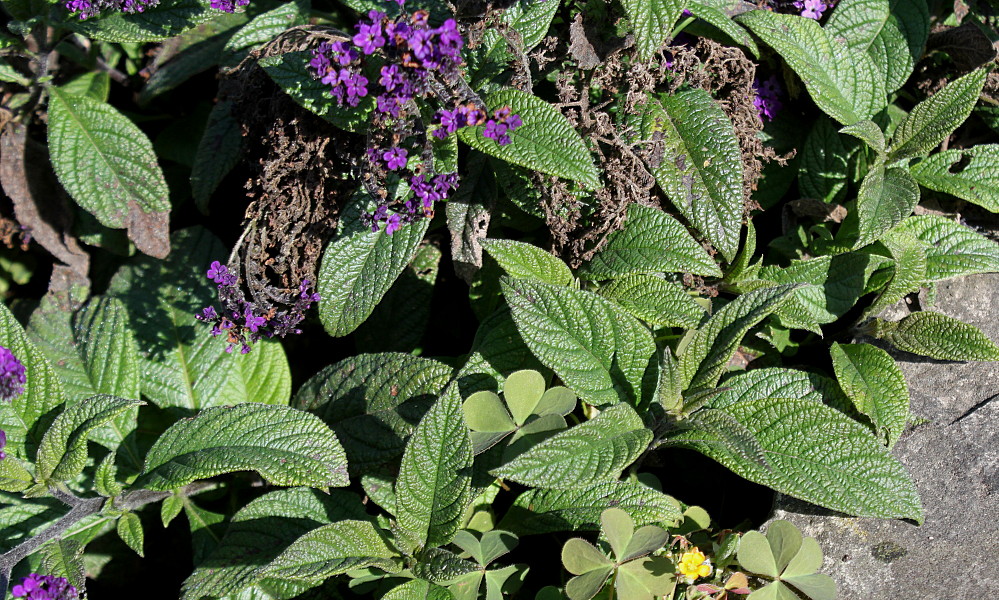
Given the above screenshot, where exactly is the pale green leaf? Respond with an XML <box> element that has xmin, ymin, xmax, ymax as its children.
<box><xmin>854</xmin><ymin>165</ymin><xmax>920</xmax><ymax>248</ymax></box>
<box><xmin>839</xmin><ymin>120</ymin><xmax>885</xmax><ymax>155</ymax></box>
<box><xmin>872</xmin><ymin>311</ymin><xmax>999</xmax><ymax>361</ymax></box>
<box><xmin>562</xmin><ymin>538</ymin><xmax>612</xmax><ymax>575</ymax></box>
<box><xmin>911</xmin><ymin>144</ymin><xmax>999</xmax><ymax>212</ymax></box>
<box><xmin>383</xmin><ymin>579</ymin><xmax>454</xmax><ymax>600</ymax></box>
<box><xmin>830</xmin><ymin>343</ymin><xmax>909</xmax><ymax>447</ymax></box>
<box><xmin>621</xmin><ymin>0</ymin><xmax>687</xmax><ymax>61</ymax></box>
<box><xmin>737</xmin><ymin>530</ymin><xmax>778</xmax><ymax>577</ymax></box>
<box><xmin>598</xmin><ymin>275</ymin><xmax>705</xmax><ymax>329</ymax></box>
<box><xmin>783</xmin><ymin>573</ymin><xmax>837</xmax><ymax>600</ymax></box>
<box><xmin>117</xmin><ymin>511</ymin><xmax>145</xmax><ymax>557</ymax></box>
<box><xmin>262</xmin><ymin>520</ymin><xmax>397</xmax><ymax>583</ymax></box>
<box><xmin>481</xmin><ymin>239</ymin><xmax>574</xmax><ymax>287</ymax></box>
<box><xmin>893</xmin><ymin>215</ymin><xmax>999</xmax><ymax>280</ymax></box>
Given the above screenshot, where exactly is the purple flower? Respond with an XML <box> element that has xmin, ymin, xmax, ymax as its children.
<box><xmin>800</xmin><ymin>0</ymin><xmax>827</xmax><ymax>19</ymax></box>
<box><xmin>1</xmin><ymin>429</ymin><xmax>6</xmax><ymax>460</ymax></box>
<box><xmin>0</xmin><ymin>345</ymin><xmax>26</xmax><ymax>403</ymax></box>
<box><xmin>12</xmin><ymin>573</ymin><xmax>78</xmax><ymax>600</ymax></box>
<box><xmin>385</xmin><ymin>213</ymin><xmax>402</xmax><ymax>235</ymax></box>
<box><xmin>343</xmin><ymin>71</ymin><xmax>369</xmax><ymax>106</ymax></box>
<box><xmin>383</xmin><ymin>146</ymin><xmax>408</xmax><ymax>170</ymax></box>
<box><xmin>753</xmin><ymin>75</ymin><xmax>783</xmax><ymax>121</ymax></box>
<box><xmin>354</xmin><ymin>21</ymin><xmax>386</xmax><ymax>55</ymax></box>
<box><xmin>210</xmin><ymin>0</ymin><xmax>248</xmax><ymax>13</ymax></box>
<box><xmin>481</xmin><ymin>106</ymin><xmax>522</xmax><ymax>146</ymax></box>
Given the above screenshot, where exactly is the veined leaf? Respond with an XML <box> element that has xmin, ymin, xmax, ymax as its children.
<box><xmin>621</xmin><ymin>0</ymin><xmax>688</xmax><ymax>61</ymax></box>
<box><xmin>687</xmin><ymin>0</ymin><xmax>759</xmax><ymax>56</ymax></box>
<box><xmin>893</xmin><ymin>215</ymin><xmax>999</xmax><ymax>280</ymax></box>
<box><xmin>458</xmin><ymin>89</ymin><xmax>600</xmax><ymax>190</ymax></box>
<box><xmin>481</xmin><ymin>239</ymin><xmax>574</xmax><ymax>287</ymax></box>
<box><xmin>712</xmin><ymin>368</ymin><xmax>844</xmax><ymax>409</ymax></box>
<box><xmin>396</xmin><ymin>386</ymin><xmax>472</xmax><ymax>548</ymax></box>
<box><xmin>491</xmin><ymin>404</ymin><xmax>652</xmax><ymax>489</ymax></box>
<box><xmin>66</xmin><ymin>0</ymin><xmax>221</xmax><ymax>43</ymax></box>
<box><xmin>383</xmin><ymin>579</ymin><xmax>454</xmax><ymax>600</ymax></box>
<box><xmin>456</xmin><ymin>307</ymin><xmax>544</xmax><ymax>397</ymax></box>
<box><xmin>738</xmin><ymin>10</ymin><xmax>885</xmax><ymax>125</ymax></box>
<box><xmin>136</xmin><ymin>404</ymin><xmax>349</xmax><ymax>491</ymax></box>
<box><xmin>262</xmin><ymin>520</ymin><xmax>397</xmax><ymax>583</ymax></box>
<box><xmin>636</xmin><ymin>92</ymin><xmax>743</xmax><ymax>261</ymax></box>
<box><xmin>829</xmin><ymin>343</ymin><xmax>909</xmax><ymax>447</ymax></box>
<box><xmin>47</xmin><ymin>87</ymin><xmax>170</xmax><ymax>258</ymax></box>
<box><xmin>668</xmin><ymin>398</ymin><xmax>923</xmax><ymax>521</ymax></box>
<box><xmin>853</xmin><ymin>165</ymin><xmax>920</xmax><ymax>248</ymax></box>
<box><xmin>840</xmin><ymin>120</ymin><xmax>886</xmax><ymax>155</ymax></box>
<box><xmin>191</xmin><ymin>100</ymin><xmax>244</xmax><ymax>211</ymax></box>
<box><xmin>872</xmin><ymin>311</ymin><xmax>999</xmax><ymax>361</ymax></box>
<box><xmin>799</xmin><ymin>118</ymin><xmax>851</xmax><ymax>203</ymax></box>
<box><xmin>911</xmin><ymin>144</ymin><xmax>999</xmax><ymax>213</ymax></box>
<box><xmin>501</xmin><ymin>278</ymin><xmax>657</xmax><ymax>407</ymax></box>
<box><xmin>478</xmin><ymin>0</ymin><xmax>560</xmax><ymax>66</ymax></box>
<box><xmin>221</xmin><ymin>0</ymin><xmax>309</xmax><ymax>68</ymax></box>
<box><xmin>598</xmin><ymin>275</ymin><xmax>705</xmax><ymax>329</ymax></box>
<box><xmin>888</xmin><ymin>68</ymin><xmax>987</xmax><ymax>162</ymax></box>
<box><xmin>580</xmin><ymin>204</ymin><xmax>721</xmax><ymax>279</ymax></box>
<box><xmin>117</xmin><ymin>512</ymin><xmax>145</xmax><ymax>557</ymax></box>
<box><xmin>861</xmin><ymin>230</ymin><xmax>928</xmax><ymax>318</ymax></box>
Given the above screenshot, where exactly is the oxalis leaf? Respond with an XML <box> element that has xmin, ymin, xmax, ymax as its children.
<box><xmin>853</xmin><ymin>164</ymin><xmax>920</xmax><ymax>248</ymax></box>
<box><xmin>893</xmin><ymin>215</ymin><xmax>999</xmax><ymax>280</ymax></box>
<box><xmin>668</xmin><ymin>398</ymin><xmax>923</xmax><ymax>521</ymax></box>
<box><xmin>501</xmin><ymin>278</ymin><xmax>657</xmax><ymax>407</ymax></box>
<box><xmin>871</xmin><ymin>311</ymin><xmax>999</xmax><ymax>361</ymax></box>
<box><xmin>261</xmin><ymin>520</ymin><xmax>398</xmax><ymax>583</ymax></box>
<box><xmin>829</xmin><ymin>343</ymin><xmax>909</xmax><ymax>448</ymax></box>
<box><xmin>395</xmin><ymin>385</ymin><xmax>472</xmax><ymax>548</ymax></box>
<box><xmin>491</xmin><ymin>403</ymin><xmax>652</xmax><ymax>489</ymax></box>
<box><xmin>910</xmin><ymin>144</ymin><xmax>999</xmax><ymax>213</ymax></box>
<box><xmin>135</xmin><ymin>403</ymin><xmax>349</xmax><ymax>491</ymax></box>
<box><xmin>635</xmin><ymin>92</ymin><xmax>743</xmax><ymax>261</ymax></box>
<box><xmin>36</xmin><ymin>395</ymin><xmax>144</xmax><ymax>483</ymax></box>
<box><xmin>458</xmin><ymin>89</ymin><xmax>600</xmax><ymax>190</ymax></box>
<box><xmin>383</xmin><ymin>579</ymin><xmax>454</xmax><ymax>600</ymax></box>
<box><xmin>47</xmin><ymin>86</ymin><xmax>170</xmax><ymax>258</ymax></box>
<box><xmin>621</xmin><ymin>0</ymin><xmax>688</xmax><ymax>61</ymax></box>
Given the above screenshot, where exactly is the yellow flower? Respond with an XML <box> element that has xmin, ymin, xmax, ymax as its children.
<box><xmin>678</xmin><ymin>548</ymin><xmax>713</xmax><ymax>583</ymax></box>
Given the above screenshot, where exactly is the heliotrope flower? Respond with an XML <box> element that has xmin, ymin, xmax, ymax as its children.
<box><xmin>0</xmin><ymin>429</ymin><xmax>7</xmax><ymax>460</ymax></box>
<box><xmin>0</xmin><ymin>345</ymin><xmax>26</xmax><ymax>402</ymax></box>
<box><xmin>798</xmin><ymin>0</ymin><xmax>827</xmax><ymax>19</ymax></box>
<box><xmin>678</xmin><ymin>548</ymin><xmax>713</xmax><ymax>583</ymax></box>
<box><xmin>753</xmin><ymin>75</ymin><xmax>783</xmax><ymax>122</ymax></box>
<box><xmin>11</xmin><ymin>573</ymin><xmax>79</xmax><ymax>600</ymax></box>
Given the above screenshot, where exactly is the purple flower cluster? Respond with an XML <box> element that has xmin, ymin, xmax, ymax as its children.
<box><xmin>210</xmin><ymin>0</ymin><xmax>249</xmax><ymax>12</ymax></box>
<box><xmin>195</xmin><ymin>261</ymin><xmax>320</xmax><ymax>354</ymax></box>
<box><xmin>364</xmin><ymin>172</ymin><xmax>459</xmax><ymax>234</ymax></box>
<box><xmin>0</xmin><ymin>345</ymin><xmax>26</xmax><ymax>402</ymax></box>
<box><xmin>796</xmin><ymin>0</ymin><xmax>828</xmax><ymax>18</ymax></box>
<box><xmin>12</xmin><ymin>574</ymin><xmax>78</xmax><ymax>600</ymax></box>
<box><xmin>432</xmin><ymin>104</ymin><xmax>522</xmax><ymax>146</ymax></box>
<box><xmin>1</xmin><ymin>429</ymin><xmax>6</xmax><ymax>460</ymax></box>
<box><xmin>753</xmin><ymin>75</ymin><xmax>783</xmax><ymax>122</ymax></box>
<box><xmin>64</xmin><ymin>0</ymin><xmax>158</xmax><ymax>20</ymax></box>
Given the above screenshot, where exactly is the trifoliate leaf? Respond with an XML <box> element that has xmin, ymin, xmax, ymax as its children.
<box><xmin>871</xmin><ymin>311</ymin><xmax>999</xmax><ymax>361</ymax></box>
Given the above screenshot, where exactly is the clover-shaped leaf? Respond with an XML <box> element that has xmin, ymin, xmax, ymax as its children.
<box><xmin>737</xmin><ymin>520</ymin><xmax>836</xmax><ymax>600</ymax></box>
<box><xmin>446</xmin><ymin>530</ymin><xmax>527</xmax><ymax>600</ymax></box>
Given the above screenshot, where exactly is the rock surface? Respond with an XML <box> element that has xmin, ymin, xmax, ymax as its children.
<box><xmin>766</xmin><ymin>273</ymin><xmax>999</xmax><ymax>599</ymax></box>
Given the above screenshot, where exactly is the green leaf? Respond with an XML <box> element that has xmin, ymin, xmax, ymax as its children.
<box><xmin>888</xmin><ymin>68</ymin><xmax>987</xmax><ymax>162</ymax></box>
<box><xmin>41</xmin><ymin>538</ymin><xmax>87</xmax><ymax>594</ymax></box>
<box><xmin>562</xmin><ymin>538</ymin><xmax>612</xmax><ymax>574</ymax></box>
<box><xmin>481</xmin><ymin>239</ymin><xmax>574</xmax><ymax>286</ymax></box>
<box><xmin>871</xmin><ymin>311</ymin><xmax>999</xmax><ymax>361</ymax></box>
<box><xmin>669</xmin><ymin>398</ymin><xmax>923</xmax><ymax>521</ymax></box>
<box><xmin>117</xmin><ymin>511</ymin><xmax>145</xmax><ymax>557</ymax></box>
<box><xmin>135</xmin><ymin>403</ymin><xmax>349</xmax><ymax>491</ymax></box>
<box><xmin>621</xmin><ymin>0</ymin><xmax>687</xmax><ymax>61</ymax></box>
<box><xmin>47</xmin><ymin>87</ymin><xmax>170</xmax><ymax>258</ymax></box>
<box><xmin>182</xmin><ymin>487</ymin><xmax>368</xmax><ymax>599</ymax></box>
<box><xmin>383</xmin><ymin>579</ymin><xmax>454</xmax><ymax>600</ymax></box>
<box><xmin>66</xmin><ymin>0</ymin><xmax>220</xmax><ymax>43</ymax></box>
<box><xmin>0</xmin><ymin>456</ymin><xmax>33</xmax><ymax>492</ymax></box>
<box><xmin>861</xmin><ymin>230</ymin><xmax>928</xmax><ymax>319</ymax></box>
<box><xmin>839</xmin><ymin>120</ymin><xmax>885</xmax><ymax>155</ymax></box>
<box><xmin>491</xmin><ymin>403</ymin><xmax>652</xmax><ymax>488</ymax></box>
<box><xmin>687</xmin><ymin>1</ymin><xmax>760</xmax><ymax>56</ymax></box>
<box><xmin>221</xmin><ymin>0</ymin><xmax>309</xmax><ymax>68</ymax></box>
<box><xmin>475</xmin><ymin>0</ymin><xmax>560</xmax><ymax>69</ymax></box>
<box><xmin>0</xmin><ymin>59</ymin><xmax>30</xmax><ymax>86</ymax></box>
<box><xmin>854</xmin><ymin>165</ymin><xmax>920</xmax><ymax>248</ymax></box>
<box><xmin>598</xmin><ymin>275</ymin><xmax>705</xmax><ymax>329</ymax></box>
<box><xmin>396</xmin><ymin>386</ymin><xmax>473</xmax><ymax>548</ymax></box>
<box><xmin>318</xmin><ymin>202</ymin><xmax>430</xmax><ymax>337</ymax></box>
<box><xmin>162</xmin><ymin>494</ymin><xmax>184</xmax><ymax>527</ymax></box>
<box><xmin>262</xmin><ymin>520</ymin><xmax>397</xmax><ymax>583</ymax></box>
<box><xmin>712</xmin><ymin>368</ymin><xmax>843</xmax><ymax>409</ymax></box>
<box><xmin>799</xmin><ymin>118</ymin><xmax>851</xmax><ymax>203</ymax></box>
<box><xmin>191</xmin><ymin>100</ymin><xmax>244</xmax><ymax>211</ymax></box>
<box><xmin>616</xmin><ymin>556</ymin><xmax>676</xmax><ymax>600</ymax></box>
<box><xmin>182</xmin><ymin>499</ymin><xmax>227</xmax><ymax>567</ymax></box>
<box><xmin>636</xmin><ymin>92</ymin><xmax>743</xmax><ymax>261</ymax></box>
<box><xmin>458</xmin><ymin>89</ymin><xmax>600</xmax><ymax>190</ymax></box>
<box><xmin>910</xmin><ymin>144</ymin><xmax>999</xmax><ymax>213</ymax></box>
<box><xmin>737</xmin><ymin>530</ymin><xmax>778</xmax><ymax>577</ymax></box>
<box><xmin>94</xmin><ymin>453</ymin><xmax>122</xmax><ymax>497</ymax></box>
<box><xmin>260</xmin><ymin>50</ymin><xmax>374</xmax><ymax>132</ymax></box>
<box><xmin>60</xmin><ymin>72</ymin><xmax>110</xmax><ymax>101</ymax></box>
<box><xmin>565</xmin><ymin>567</ymin><xmax>612</xmax><ymax>600</ymax></box>
<box><xmin>107</xmin><ymin>227</ymin><xmax>292</xmax><ymax>409</ymax></box>
<box><xmin>501</xmin><ymin>278</ymin><xmax>657</xmax><ymax>407</ymax></box>
<box><xmin>738</xmin><ymin>10</ymin><xmax>884</xmax><ymax>125</ymax></box>
<box><xmin>36</xmin><ymin>395</ymin><xmax>143</xmax><ymax>482</ymax></box>
<box><xmin>893</xmin><ymin>215</ymin><xmax>999</xmax><ymax>280</ymax></box>
<box><xmin>829</xmin><ymin>343</ymin><xmax>909</xmax><ymax>447</ymax></box>
<box><xmin>456</xmin><ymin>307</ymin><xmax>543</xmax><ymax>397</ymax></box>
<box><xmin>580</xmin><ymin>204</ymin><xmax>721</xmax><ymax>279</ymax></box>
<box><xmin>678</xmin><ymin>285</ymin><xmax>799</xmax><ymax>390</ymax></box>
<box><xmin>412</xmin><ymin>547</ymin><xmax>478</xmax><ymax>583</ymax></box>
<box><xmin>294</xmin><ymin>353</ymin><xmax>452</xmax><ymax>475</ymax></box>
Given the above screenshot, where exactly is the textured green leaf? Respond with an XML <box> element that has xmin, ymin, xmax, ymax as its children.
<box><xmin>60</xmin><ymin>72</ymin><xmax>110</xmax><ymax>101</ymax></box>
<box><xmin>384</xmin><ymin>579</ymin><xmax>454</xmax><ymax>600</ymax></box>
<box><xmin>621</xmin><ymin>0</ymin><xmax>687</xmax><ymax>61</ymax></box>
<box><xmin>412</xmin><ymin>547</ymin><xmax>479</xmax><ymax>583</ymax></box>
<box><xmin>581</xmin><ymin>204</ymin><xmax>721</xmax><ymax>279</ymax></box>
<box><xmin>862</xmin><ymin>230</ymin><xmax>928</xmax><ymax>318</ymax></box>
<box><xmin>136</xmin><ymin>404</ymin><xmax>349</xmax><ymax>491</ymax></box>
<box><xmin>107</xmin><ymin>227</ymin><xmax>291</xmax><ymax>409</ymax></box>
<box><xmin>396</xmin><ymin>386</ymin><xmax>473</xmax><ymax>548</ymax></box>
<box><xmin>502</xmin><ymin>278</ymin><xmax>657</xmax><ymax>407</ymax></box>
<box><xmin>262</xmin><ymin>520</ymin><xmax>397</xmax><ymax>583</ymax></box>
<box><xmin>456</xmin><ymin>307</ymin><xmax>543</xmax><ymax>398</ymax></box>
<box><xmin>221</xmin><ymin>0</ymin><xmax>308</xmax><ymax>68</ymax></box>
<box><xmin>458</xmin><ymin>89</ymin><xmax>600</xmax><ymax>190</ymax></box>
<box><xmin>712</xmin><ymin>368</ymin><xmax>843</xmax><ymax>409</ymax></box>
<box><xmin>872</xmin><ymin>311</ymin><xmax>999</xmax><ymax>361</ymax></box>
<box><xmin>854</xmin><ymin>165</ymin><xmax>920</xmax><ymax>248</ymax></box>
<box><xmin>911</xmin><ymin>144</ymin><xmax>999</xmax><ymax>212</ymax></box>
<box><xmin>491</xmin><ymin>404</ymin><xmax>652</xmax><ymax>488</ymax></box>
<box><xmin>829</xmin><ymin>343</ymin><xmax>909</xmax><ymax>447</ymax></box>
<box><xmin>681</xmin><ymin>408</ymin><xmax>770</xmax><ymax>469</ymax></box>
<box><xmin>669</xmin><ymin>398</ymin><xmax>923</xmax><ymax>521</ymax></box>
<box><xmin>738</xmin><ymin>10</ymin><xmax>884</xmax><ymax>125</ymax></box>
<box><xmin>0</xmin><ymin>303</ymin><xmax>66</xmax><ymax>461</ymax></box>
<box><xmin>481</xmin><ymin>239</ymin><xmax>574</xmax><ymax>286</ymax></box>
<box><xmin>637</xmin><ymin>92</ymin><xmax>743</xmax><ymax>261</ymax></box>
<box><xmin>191</xmin><ymin>100</ymin><xmax>244</xmax><ymax>211</ymax></box>
<box><xmin>477</xmin><ymin>0</ymin><xmax>560</xmax><ymax>68</ymax></box>
<box><xmin>888</xmin><ymin>68</ymin><xmax>987</xmax><ymax>162</ymax></box>
<box><xmin>598</xmin><ymin>275</ymin><xmax>705</xmax><ymax>329</ymax></box>
<box><xmin>182</xmin><ymin>488</ymin><xmax>367</xmax><ymax>599</ymax></box>
<box><xmin>36</xmin><ymin>395</ymin><xmax>143</xmax><ymax>482</ymax></box>
<box><xmin>117</xmin><ymin>511</ymin><xmax>145</xmax><ymax>557</ymax></box>
<box><xmin>47</xmin><ymin>87</ymin><xmax>170</xmax><ymax>258</ymax></box>
<box><xmin>678</xmin><ymin>285</ymin><xmax>799</xmax><ymax>390</ymax></box>
<box><xmin>839</xmin><ymin>120</ymin><xmax>885</xmax><ymax>155</ymax></box>
<box><xmin>0</xmin><ymin>456</ymin><xmax>33</xmax><ymax>492</ymax></box>
<box><xmin>799</xmin><ymin>118</ymin><xmax>851</xmax><ymax>203</ymax></box>
<box><xmin>893</xmin><ymin>215</ymin><xmax>999</xmax><ymax>280</ymax></box>
<box><xmin>757</xmin><ymin>253</ymin><xmax>874</xmax><ymax>331</ymax></box>
<box><xmin>41</xmin><ymin>538</ymin><xmax>87</xmax><ymax>594</ymax></box>
<box><xmin>687</xmin><ymin>1</ymin><xmax>759</xmax><ymax>56</ymax></box>
<box><xmin>293</xmin><ymin>353</ymin><xmax>452</xmax><ymax>474</ymax></box>
<box><xmin>260</xmin><ymin>51</ymin><xmax>374</xmax><ymax>133</ymax></box>
<box><xmin>66</xmin><ymin>0</ymin><xmax>221</xmax><ymax>42</ymax></box>
<box><xmin>0</xmin><ymin>59</ymin><xmax>29</xmax><ymax>86</ymax></box>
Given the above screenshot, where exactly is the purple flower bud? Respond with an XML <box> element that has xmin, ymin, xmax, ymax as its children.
<box><xmin>0</xmin><ymin>345</ymin><xmax>26</xmax><ymax>403</ymax></box>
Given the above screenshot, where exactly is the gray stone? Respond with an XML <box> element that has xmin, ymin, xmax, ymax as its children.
<box><xmin>767</xmin><ymin>273</ymin><xmax>999</xmax><ymax>599</ymax></box>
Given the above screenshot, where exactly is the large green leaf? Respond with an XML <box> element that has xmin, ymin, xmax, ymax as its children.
<box><xmin>491</xmin><ymin>404</ymin><xmax>652</xmax><ymax>489</ymax></box>
<box><xmin>872</xmin><ymin>311</ymin><xmax>999</xmax><ymax>361</ymax></box>
<box><xmin>910</xmin><ymin>144</ymin><xmax>999</xmax><ymax>213</ymax></box>
<box><xmin>888</xmin><ymin>68</ymin><xmax>987</xmax><ymax>162</ymax></box>
<box><xmin>893</xmin><ymin>215</ymin><xmax>999</xmax><ymax>280</ymax></box>
<box><xmin>669</xmin><ymin>398</ymin><xmax>923</xmax><ymax>521</ymax></box>
<box><xmin>636</xmin><ymin>92</ymin><xmax>743</xmax><ymax>261</ymax></box>
<box><xmin>107</xmin><ymin>227</ymin><xmax>292</xmax><ymax>409</ymax></box>
<box><xmin>293</xmin><ymin>353</ymin><xmax>453</xmax><ymax>475</ymax></box>
<box><xmin>598</xmin><ymin>275</ymin><xmax>705</xmax><ymax>329</ymax></box>
<box><xmin>501</xmin><ymin>278</ymin><xmax>657</xmax><ymax>407</ymax></box>
<box><xmin>476</xmin><ymin>0</ymin><xmax>560</xmax><ymax>68</ymax></box>
<box><xmin>395</xmin><ymin>386</ymin><xmax>473</xmax><ymax>548</ymax></box>
<box><xmin>36</xmin><ymin>395</ymin><xmax>143</xmax><ymax>482</ymax></box>
<box><xmin>861</xmin><ymin>230</ymin><xmax>928</xmax><ymax>319</ymax></box>
<box><xmin>66</xmin><ymin>0</ymin><xmax>220</xmax><ymax>42</ymax></box>
<box><xmin>383</xmin><ymin>580</ymin><xmax>454</xmax><ymax>600</ymax></box>
<box><xmin>687</xmin><ymin>0</ymin><xmax>759</xmax><ymax>56</ymax></box>
<box><xmin>221</xmin><ymin>0</ymin><xmax>309</xmax><ymax>68</ymax></box>
<box><xmin>135</xmin><ymin>404</ymin><xmax>349</xmax><ymax>491</ymax></box>
<box><xmin>712</xmin><ymin>368</ymin><xmax>844</xmax><ymax>409</ymax></box>
<box><xmin>798</xmin><ymin>118</ymin><xmax>851</xmax><ymax>203</ymax></box>
<box><xmin>829</xmin><ymin>343</ymin><xmax>909</xmax><ymax>447</ymax></box>
<box><xmin>580</xmin><ymin>204</ymin><xmax>721</xmax><ymax>279</ymax></box>
<box><xmin>621</xmin><ymin>0</ymin><xmax>687</xmax><ymax>61</ymax></box>
<box><xmin>47</xmin><ymin>87</ymin><xmax>170</xmax><ymax>258</ymax></box>
<box><xmin>853</xmin><ymin>165</ymin><xmax>920</xmax><ymax>248</ymax></box>
<box><xmin>738</xmin><ymin>10</ymin><xmax>884</xmax><ymax>125</ymax></box>
<box><xmin>481</xmin><ymin>239</ymin><xmax>574</xmax><ymax>287</ymax></box>
<box><xmin>456</xmin><ymin>307</ymin><xmax>543</xmax><ymax>398</ymax></box>
<box><xmin>261</xmin><ymin>520</ymin><xmax>397</xmax><ymax>583</ymax></box>
<box><xmin>458</xmin><ymin>89</ymin><xmax>600</xmax><ymax>190</ymax></box>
